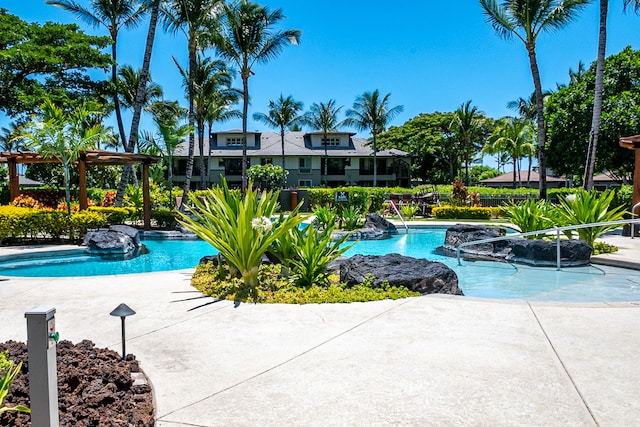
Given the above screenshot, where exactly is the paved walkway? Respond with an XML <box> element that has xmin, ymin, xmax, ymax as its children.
<box><xmin>1</xmin><ymin>236</ymin><xmax>640</xmax><ymax>426</ymax></box>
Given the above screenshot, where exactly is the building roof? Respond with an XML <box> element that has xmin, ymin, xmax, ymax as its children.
<box><xmin>480</xmin><ymin>170</ymin><xmax>565</xmax><ymax>184</ymax></box>
<box><xmin>174</xmin><ymin>131</ymin><xmax>411</xmax><ymax>158</ymax></box>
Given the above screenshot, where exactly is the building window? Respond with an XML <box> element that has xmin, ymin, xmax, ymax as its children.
<box><xmin>323</xmin><ymin>158</ymin><xmax>346</xmax><ymax>175</ymax></box>
<box><xmin>321</xmin><ymin>137</ymin><xmax>341</xmax><ymax>146</ymax></box>
<box><xmin>261</xmin><ymin>158</ymin><xmax>273</xmax><ymax>165</ymax></box>
<box><xmin>224</xmin><ymin>159</ymin><xmax>243</xmax><ymax>175</ymax></box>
<box><xmin>298</xmin><ymin>179</ymin><xmax>312</xmax><ymax>187</ymax></box>
<box><xmin>226</xmin><ymin>137</ymin><xmax>245</xmax><ymax>146</ymax></box>
<box><xmin>299</xmin><ymin>157</ymin><xmax>311</xmax><ymax>174</ymax></box>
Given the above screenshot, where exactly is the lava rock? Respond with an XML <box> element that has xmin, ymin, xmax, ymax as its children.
<box><xmin>507</xmin><ymin>238</ymin><xmax>592</xmax><ymax>266</ymax></box>
<box><xmin>363</xmin><ymin>213</ymin><xmax>398</xmax><ymax>234</ymax></box>
<box><xmin>340</xmin><ymin>253</ymin><xmax>462</xmax><ymax>295</ymax></box>
<box><xmin>84</xmin><ymin>225</ymin><xmax>142</xmax><ymax>259</ymax></box>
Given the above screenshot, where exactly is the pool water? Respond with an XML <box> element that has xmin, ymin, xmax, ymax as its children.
<box><xmin>2</xmin><ymin>229</ymin><xmax>640</xmax><ymax>303</ymax></box>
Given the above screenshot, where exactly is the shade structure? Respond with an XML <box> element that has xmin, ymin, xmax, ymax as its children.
<box><xmin>619</xmin><ymin>135</ymin><xmax>640</xmax><ymax>210</ymax></box>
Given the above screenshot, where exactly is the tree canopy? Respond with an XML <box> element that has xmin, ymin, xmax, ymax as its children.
<box><xmin>0</xmin><ymin>9</ymin><xmax>112</xmax><ymax>120</ymax></box>
<box><xmin>546</xmin><ymin>46</ymin><xmax>640</xmax><ymax>180</ymax></box>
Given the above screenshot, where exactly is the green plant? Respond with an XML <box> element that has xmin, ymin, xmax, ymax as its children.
<box><xmin>592</xmin><ymin>241</ymin><xmax>618</xmax><ymax>255</ymax></box>
<box><xmin>0</xmin><ymin>358</ymin><xmax>30</xmax><ymax>415</ymax></box>
<box><xmin>288</xmin><ymin>225</ymin><xmax>354</xmax><ymax>287</ymax></box>
<box><xmin>247</xmin><ymin>163</ymin><xmax>289</xmax><ymax>190</ymax></box>
<box><xmin>554</xmin><ymin>189</ymin><xmax>627</xmax><ymax>248</ymax></box>
<box><xmin>313</xmin><ymin>205</ymin><xmax>337</xmax><ymax>230</ymax></box>
<box><xmin>341</xmin><ymin>206</ymin><xmax>363</xmax><ymax>230</ymax></box>
<box><xmin>399</xmin><ymin>204</ymin><xmax>419</xmax><ymax>219</ymax></box>
<box><xmin>178</xmin><ymin>178</ymin><xmax>302</xmax><ymax>293</ymax></box>
<box><xmin>431</xmin><ymin>205</ymin><xmax>492</xmax><ymax>220</ymax></box>
<box><xmin>151</xmin><ymin>208</ymin><xmax>180</xmax><ymax>229</ymax></box>
<box><xmin>502</xmin><ymin>199</ymin><xmax>555</xmax><ymax>237</ymax></box>
<box><xmin>449</xmin><ymin>180</ymin><xmax>468</xmax><ymax>206</ymax></box>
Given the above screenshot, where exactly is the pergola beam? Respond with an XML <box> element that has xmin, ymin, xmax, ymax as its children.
<box><xmin>619</xmin><ymin>135</ymin><xmax>640</xmax><ymax>208</ymax></box>
<box><xmin>1</xmin><ymin>150</ymin><xmax>161</xmax><ymax>230</ymax></box>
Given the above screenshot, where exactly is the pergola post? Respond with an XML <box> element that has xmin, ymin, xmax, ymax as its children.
<box><xmin>8</xmin><ymin>158</ymin><xmax>19</xmax><ymax>202</ymax></box>
<box><xmin>619</xmin><ymin>136</ymin><xmax>640</xmax><ymax>208</ymax></box>
<box><xmin>78</xmin><ymin>155</ymin><xmax>88</xmax><ymax>210</ymax></box>
<box><xmin>142</xmin><ymin>162</ymin><xmax>151</xmax><ymax>230</ymax></box>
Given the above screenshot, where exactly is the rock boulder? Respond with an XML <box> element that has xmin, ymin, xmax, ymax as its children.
<box><xmin>340</xmin><ymin>253</ymin><xmax>462</xmax><ymax>295</ymax></box>
<box><xmin>84</xmin><ymin>225</ymin><xmax>143</xmax><ymax>259</ymax></box>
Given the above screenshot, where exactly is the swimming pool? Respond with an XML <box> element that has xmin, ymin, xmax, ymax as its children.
<box><xmin>2</xmin><ymin>228</ymin><xmax>640</xmax><ymax>303</ymax></box>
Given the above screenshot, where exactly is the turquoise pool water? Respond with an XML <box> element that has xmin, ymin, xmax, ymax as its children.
<box><xmin>2</xmin><ymin>229</ymin><xmax>640</xmax><ymax>302</ymax></box>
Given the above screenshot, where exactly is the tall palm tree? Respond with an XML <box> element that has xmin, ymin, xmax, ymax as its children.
<box><xmin>213</xmin><ymin>0</ymin><xmax>301</xmax><ymax>191</ymax></box>
<box><xmin>46</xmin><ymin>0</ymin><xmax>147</xmax><ymax>150</ymax></box>
<box><xmin>163</xmin><ymin>0</ymin><xmax>224</xmax><ymax>203</ymax></box>
<box><xmin>584</xmin><ymin>0</ymin><xmax>640</xmax><ymax>190</ymax></box>
<box><xmin>146</xmin><ymin>100</ymin><xmax>192</xmax><ymax>209</ymax></box>
<box><xmin>175</xmin><ymin>55</ymin><xmax>236</xmax><ymax>189</ymax></box>
<box><xmin>451</xmin><ymin>101</ymin><xmax>483</xmax><ymax>186</ymax></box>
<box><xmin>118</xmin><ymin>65</ymin><xmax>163</xmax><ymax>110</ymax></box>
<box><xmin>343</xmin><ymin>90</ymin><xmax>403</xmax><ymax>187</ymax></box>
<box><xmin>302</xmin><ymin>100</ymin><xmax>344</xmax><ymax>186</ymax></box>
<box><xmin>480</xmin><ymin>0</ymin><xmax>589</xmax><ymax>199</ymax></box>
<box><xmin>483</xmin><ymin>117</ymin><xmax>535</xmax><ymax>188</ymax></box>
<box><xmin>253</xmin><ymin>94</ymin><xmax>304</xmax><ymax>180</ymax></box>
<box><xmin>0</xmin><ymin>122</ymin><xmax>24</xmax><ymax>152</ymax></box>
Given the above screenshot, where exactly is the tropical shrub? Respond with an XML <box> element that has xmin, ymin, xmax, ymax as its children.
<box><xmin>313</xmin><ymin>205</ymin><xmax>337</xmax><ymax>229</ymax></box>
<box><xmin>431</xmin><ymin>206</ymin><xmax>492</xmax><ymax>220</ymax></box>
<box><xmin>613</xmin><ymin>184</ymin><xmax>633</xmax><ymax>212</ymax></box>
<box><xmin>70</xmin><ymin>210</ymin><xmax>108</xmax><ymax>235</ymax></box>
<box><xmin>0</xmin><ymin>354</ymin><xmax>30</xmax><ymax>415</ymax></box>
<box><xmin>554</xmin><ymin>190</ymin><xmax>627</xmax><ymax>247</ymax></box>
<box><xmin>88</xmin><ymin>207</ymin><xmax>135</xmax><ymax>224</ymax></box>
<box><xmin>178</xmin><ymin>179</ymin><xmax>303</xmax><ymax>293</ymax></box>
<box><xmin>399</xmin><ymin>204</ymin><xmax>419</xmax><ymax>219</ymax></box>
<box><xmin>341</xmin><ymin>206</ymin><xmax>363</xmax><ymax>230</ymax></box>
<box><xmin>247</xmin><ymin>163</ymin><xmax>288</xmax><ymax>190</ymax></box>
<box><xmin>502</xmin><ymin>199</ymin><xmax>555</xmax><ymax>237</ymax></box>
<box><xmin>449</xmin><ymin>180</ymin><xmax>468</xmax><ymax>206</ymax></box>
<box><xmin>288</xmin><ymin>224</ymin><xmax>354</xmax><ymax>287</ymax></box>
<box><xmin>151</xmin><ymin>208</ymin><xmax>180</xmax><ymax>229</ymax></box>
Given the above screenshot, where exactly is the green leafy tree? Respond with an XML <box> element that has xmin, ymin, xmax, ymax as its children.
<box><xmin>146</xmin><ymin>100</ymin><xmax>192</xmax><ymax>209</ymax></box>
<box><xmin>343</xmin><ymin>90</ymin><xmax>404</xmax><ymax>187</ymax></box>
<box><xmin>20</xmin><ymin>100</ymin><xmax>110</xmax><ymax>214</ymax></box>
<box><xmin>213</xmin><ymin>0</ymin><xmax>301</xmax><ymax>191</ymax></box>
<box><xmin>480</xmin><ymin>0</ymin><xmax>590</xmax><ymax>199</ymax></box>
<box><xmin>584</xmin><ymin>0</ymin><xmax>640</xmax><ymax>190</ymax></box>
<box><xmin>377</xmin><ymin>112</ymin><xmax>459</xmax><ymax>183</ymax></box>
<box><xmin>302</xmin><ymin>100</ymin><xmax>344</xmax><ymax>185</ymax></box>
<box><xmin>0</xmin><ymin>9</ymin><xmax>112</xmax><ymax>119</ymax></box>
<box><xmin>247</xmin><ymin>163</ymin><xmax>289</xmax><ymax>191</ymax></box>
<box><xmin>546</xmin><ymin>47</ymin><xmax>640</xmax><ymax>179</ymax></box>
<box><xmin>253</xmin><ymin>94</ymin><xmax>304</xmax><ymax>179</ymax></box>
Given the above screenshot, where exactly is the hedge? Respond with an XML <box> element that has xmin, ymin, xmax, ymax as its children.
<box><xmin>431</xmin><ymin>206</ymin><xmax>493</xmax><ymax>220</ymax></box>
<box><xmin>307</xmin><ymin>187</ymin><xmax>388</xmax><ymax>212</ymax></box>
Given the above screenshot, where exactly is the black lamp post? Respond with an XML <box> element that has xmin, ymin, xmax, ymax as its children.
<box><xmin>110</xmin><ymin>303</ymin><xmax>136</xmax><ymax>360</ymax></box>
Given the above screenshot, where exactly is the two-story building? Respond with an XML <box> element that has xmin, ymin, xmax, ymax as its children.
<box><xmin>172</xmin><ymin>130</ymin><xmax>411</xmax><ymax>188</ymax></box>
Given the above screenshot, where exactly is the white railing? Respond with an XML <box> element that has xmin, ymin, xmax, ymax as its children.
<box><xmin>456</xmin><ymin>218</ymin><xmax>640</xmax><ymax>270</ymax></box>
<box><xmin>386</xmin><ymin>199</ymin><xmax>409</xmax><ymax>232</ymax></box>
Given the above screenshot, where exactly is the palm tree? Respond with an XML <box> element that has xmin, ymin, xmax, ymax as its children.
<box><xmin>0</xmin><ymin>122</ymin><xmax>24</xmax><ymax>152</ymax></box>
<box><xmin>451</xmin><ymin>101</ymin><xmax>484</xmax><ymax>186</ymax></box>
<box><xmin>302</xmin><ymin>100</ymin><xmax>344</xmax><ymax>186</ymax></box>
<box><xmin>20</xmin><ymin>99</ymin><xmax>109</xmax><ymax>214</ymax></box>
<box><xmin>480</xmin><ymin>0</ymin><xmax>589</xmax><ymax>199</ymax></box>
<box><xmin>146</xmin><ymin>100</ymin><xmax>192</xmax><ymax>209</ymax></box>
<box><xmin>46</xmin><ymin>0</ymin><xmax>147</xmax><ymax>150</ymax></box>
<box><xmin>175</xmin><ymin>55</ymin><xmax>236</xmax><ymax>189</ymax></box>
<box><xmin>163</xmin><ymin>0</ymin><xmax>224</xmax><ymax>204</ymax></box>
<box><xmin>343</xmin><ymin>90</ymin><xmax>403</xmax><ymax>187</ymax></box>
<box><xmin>483</xmin><ymin>117</ymin><xmax>535</xmax><ymax>188</ymax></box>
<box><xmin>584</xmin><ymin>0</ymin><xmax>640</xmax><ymax>190</ymax></box>
<box><xmin>253</xmin><ymin>94</ymin><xmax>304</xmax><ymax>182</ymax></box>
<box><xmin>213</xmin><ymin>0</ymin><xmax>301</xmax><ymax>191</ymax></box>
<box><xmin>118</xmin><ymin>65</ymin><xmax>163</xmax><ymax>110</ymax></box>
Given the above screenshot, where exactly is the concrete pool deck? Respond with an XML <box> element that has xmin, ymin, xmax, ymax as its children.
<box><xmin>0</xmin><ymin>234</ymin><xmax>639</xmax><ymax>426</ymax></box>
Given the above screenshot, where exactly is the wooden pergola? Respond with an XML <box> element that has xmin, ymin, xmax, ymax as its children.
<box><xmin>0</xmin><ymin>150</ymin><xmax>161</xmax><ymax>230</ymax></box>
<box><xmin>619</xmin><ymin>136</ymin><xmax>640</xmax><ymax>209</ymax></box>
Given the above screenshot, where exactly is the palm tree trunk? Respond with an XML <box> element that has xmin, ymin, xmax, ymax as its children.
<box><xmin>584</xmin><ymin>0</ymin><xmax>608</xmax><ymax>191</ymax></box>
<box><xmin>280</xmin><ymin>128</ymin><xmax>286</xmax><ymax>187</ymax></box>
<box><xmin>372</xmin><ymin>134</ymin><xmax>378</xmax><ymax>187</ymax></box>
<box><xmin>513</xmin><ymin>157</ymin><xmax>517</xmax><ymax>189</ymax></box>
<box><xmin>181</xmin><ymin>36</ymin><xmax>197</xmax><ymax>206</ymax></box>
<box><xmin>527</xmin><ymin>43</ymin><xmax>548</xmax><ymax>200</ymax></box>
<box><xmin>323</xmin><ymin>130</ymin><xmax>328</xmax><ymax>186</ymax></box>
<box><xmin>241</xmin><ymin>72</ymin><xmax>249</xmax><ymax>191</ymax></box>
<box><xmin>111</xmin><ymin>34</ymin><xmax>128</xmax><ymax>152</ymax></box>
<box><xmin>115</xmin><ymin>0</ymin><xmax>160</xmax><ymax>206</ymax></box>
<box><xmin>198</xmin><ymin>117</ymin><xmax>206</xmax><ymax>190</ymax></box>
<box><xmin>527</xmin><ymin>155</ymin><xmax>532</xmax><ymax>186</ymax></box>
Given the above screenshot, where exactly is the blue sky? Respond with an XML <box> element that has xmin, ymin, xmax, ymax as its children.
<box><xmin>4</xmin><ymin>0</ymin><xmax>640</xmax><ymax>139</ymax></box>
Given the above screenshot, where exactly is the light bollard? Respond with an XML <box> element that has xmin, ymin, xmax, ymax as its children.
<box><xmin>25</xmin><ymin>306</ymin><xmax>59</xmax><ymax>427</ymax></box>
